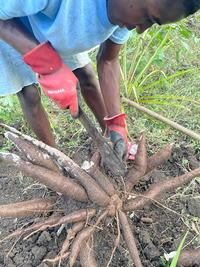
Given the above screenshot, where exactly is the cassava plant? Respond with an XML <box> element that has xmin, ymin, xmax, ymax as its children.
<box><xmin>119</xmin><ymin>22</ymin><xmax>200</xmax><ymax>110</ymax></box>
<box><xmin>0</xmin><ymin>123</ymin><xmax>200</xmax><ymax>267</ymax></box>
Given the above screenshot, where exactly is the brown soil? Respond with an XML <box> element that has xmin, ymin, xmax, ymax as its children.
<box><xmin>0</xmin><ymin>131</ymin><xmax>200</xmax><ymax>267</ymax></box>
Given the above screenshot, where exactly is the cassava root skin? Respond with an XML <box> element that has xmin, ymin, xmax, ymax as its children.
<box><xmin>169</xmin><ymin>248</ymin><xmax>200</xmax><ymax>266</ymax></box>
<box><xmin>125</xmin><ymin>131</ymin><xmax>147</xmax><ymax>193</ymax></box>
<box><xmin>0</xmin><ymin>152</ymin><xmax>88</xmax><ymax>203</ymax></box>
<box><xmin>43</xmin><ymin>221</ymin><xmax>85</xmax><ymax>264</ymax></box>
<box><xmin>118</xmin><ymin>210</ymin><xmax>143</xmax><ymax>267</ymax></box>
<box><xmin>123</xmin><ymin>168</ymin><xmax>200</xmax><ymax>212</ymax></box>
<box><xmin>4</xmin><ymin>131</ymin><xmax>63</xmax><ymax>174</ymax></box>
<box><xmin>145</xmin><ymin>143</ymin><xmax>174</xmax><ymax>175</ymax></box>
<box><xmin>2</xmin><ymin>124</ymin><xmax>200</xmax><ymax>267</ymax></box>
<box><xmin>80</xmin><ymin>236</ymin><xmax>98</xmax><ymax>267</ymax></box>
<box><xmin>69</xmin><ymin>226</ymin><xmax>96</xmax><ymax>267</ymax></box>
<box><xmin>0</xmin><ymin>197</ymin><xmax>57</xmax><ymax>218</ymax></box>
<box><xmin>82</xmin><ymin>160</ymin><xmax>116</xmax><ymax>197</ymax></box>
<box><xmin>2</xmin><ymin>125</ymin><xmax>110</xmax><ymax>206</ymax></box>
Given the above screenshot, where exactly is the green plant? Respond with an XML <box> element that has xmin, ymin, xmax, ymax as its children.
<box><xmin>0</xmin><ymin>95</ymin><xmax>23</xmax><ymax>124</ymax></box>
<box><xmin>120</xmin><ymin>22</ymin><xmax>200</xmax><ymax>107</ymax></box>
<box><xmin>160</xmin><ymin>256</ymin><xmax>170</xmax><ymax>267</ymax></box>
<box><xmin>170</xmin><ymin>231</ymin><xmax>189</xmax><ymax>267</ymax></box>
<box><xmin>161</xmin><ymin>231</ymin><xmax>189</xmax><ymax>266</ymax></box>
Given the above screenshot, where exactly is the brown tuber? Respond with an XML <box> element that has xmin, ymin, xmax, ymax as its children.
<box><xmin>1</xmin><ymin>124</ymin><xmax>199</xmax><ymax>267</ymax></box>
<box><xmin>0</xmin><ymin>197</ymin><xmax>57</xmax><ymax>218</ymax></box>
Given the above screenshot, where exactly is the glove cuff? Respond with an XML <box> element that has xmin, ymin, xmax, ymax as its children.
<box><xmin>104</xmin><ymin>113</ymin><xmax>126</xmax><ymax>128</ymax></box>
<box><xmin>104</xmin><ymin>113</ymin><xmax>128</xmax><ymax>146</ymax></box>
<box><xmin>23</xmin><ymin>41</ymin><xmax>62</xmax><ymax>75</ymax></box>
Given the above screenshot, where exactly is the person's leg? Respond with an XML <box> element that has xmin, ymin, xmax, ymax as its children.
<box><xmin>73</xmin><ymin>63</ymin><xmax>109</xmax><ymax>135</ymax></box>
<box><xmin>17</xmin><ymin>84</ymin><xmax>57</xmax><ymax>148</ymax></box>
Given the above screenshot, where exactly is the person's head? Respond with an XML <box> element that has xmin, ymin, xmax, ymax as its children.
<box><xmin>107</xmin><ymin>0</ymin><xmax>200</xmax><ymax>33</ymax></box>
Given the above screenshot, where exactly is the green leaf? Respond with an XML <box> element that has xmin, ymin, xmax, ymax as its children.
<box><xmin>180</xmin><ymin>40</ymin><xmax>190</xmax><ymax>51</ymax></box>
<box><xmin>179</xmin><ymin>30</ymin><xmax>190</xmax><ymax>38</ymax></box>
<box><xmin>170</xmin><ymin>231</ymin><xmax>188</xmax><ymax>267</ymax></box>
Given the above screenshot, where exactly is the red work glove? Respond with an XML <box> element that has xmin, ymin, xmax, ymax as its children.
<box><xmin>23</xmin><ymin>41</ymin><xmax>79</xmax><ymax>118</ymax></box>
<box><xmin>104</xmin><ymin>113</ymin><xmax>128</xmax><ymax>161</ymax></box>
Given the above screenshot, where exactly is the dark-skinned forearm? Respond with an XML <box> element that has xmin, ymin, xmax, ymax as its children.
<box><xmin>97</xmin><ymin>56</ymin><xmax>121</xmax><ymax>117</ymax></box>
<box><xmin>0</xmin><ymin>18</ymin><xmax>39</xmax><ymax>55</ymax></box>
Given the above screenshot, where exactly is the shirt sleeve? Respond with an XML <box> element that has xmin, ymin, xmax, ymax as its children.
<box><xmin>109</xmin><ymin>27</ymin><xmax>130</xmax><ymax>44</ymax></box>
<box><xmin>0</xmin><ymin>0</ymin><xmax>49</xmax><ymax>19</ymax></box>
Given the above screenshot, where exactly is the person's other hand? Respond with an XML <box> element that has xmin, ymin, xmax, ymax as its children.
<box><xmin>104</xmin><ymin>113</ymin><xmax>128</xmax><ymax>161</ymax></box>
<box><xmin>23</xmin><ymin>41</ymin><xmax>79</xmax><ymax>118</ymax></box>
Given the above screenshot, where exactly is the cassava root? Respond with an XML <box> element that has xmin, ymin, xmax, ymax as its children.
<box><xmin>1</xmin><ymin>124</ymin><xmax>199</xmax><ymax>267</ymax></box>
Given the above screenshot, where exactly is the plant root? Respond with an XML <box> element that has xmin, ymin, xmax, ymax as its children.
<box><xmin>24</xmin><ymin>208</ymin><xmax>96</xmax><ymax>240</ymax></box>
<box><xmin>0</xmin><ymin>197</ymin><xmax>57</xmax><ymax>218</ymax></box>
<box><xmin>44</xmin><ymin>221</ymin><xmax>85</xmax><ymax>265</ymax></box>
<box><xmin>118</xmin><ymin>209</ymin><xmax>143</xmax><ymax>267</ymax></box>
<box><xmin>0</xmin><ymin>152</ymin><xmax>88</xmax><ymax>202</ymax></box>
<box><xmin>123</xmin><ymin>168</ymin><xmax>200</xmax><ymax>211</ymax></box>
<box><xmin>80</xmin><ymin>236</ymin><xmax>98</xmax><ymax>267</ymax></box>
<box><xmin>1</xmin><ymin>124</ymin><xmax>200</xmax><ymax>267</ymax></box>
<box><xmin>82</xmin><ymin>160</ymin><xmax>116</xmax><ymax>197</ymax></box>
<box><xmin>0</xmin><ymin>213</ymin><xmax>63</xmax><ymax>244</ymax></box>
<box><xmin>4</xmin><ymin>131</ymin><xmax>63</xmax><ymax>174</ymax></box>
<box><xmin>145</xmin><ymin>143</ymin><xmax>174</xmax><ymax>175</ymax></box>
<box><xmin>170</xmin><ymin>248</ymin><xmax>200</xmax><ymax>266</ymax></box>
<box><xmin>125</xmin><ymin>131</ymin><xmax>147</xmax><ymax>194</ymax></box>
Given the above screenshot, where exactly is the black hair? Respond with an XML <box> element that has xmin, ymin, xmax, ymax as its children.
<box><xmin>165</xmin><ymin>0</ymin><xmax>200</xmax><ymax>16</ymax></box>
<box><xmin>183</xmin><ymin>0</ymin><xmax>200</xmax><ymax>16</ymax></box>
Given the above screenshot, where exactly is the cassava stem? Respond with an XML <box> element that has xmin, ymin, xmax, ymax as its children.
<box><xmin>123</xmin><ymin>168</ymin><xmax>200</xmax><ymax>211</ymax></box>
<box><xmin>0</xmin><ymin>197</ymin><xmax>56</xmax><ymax>218</ymax></box>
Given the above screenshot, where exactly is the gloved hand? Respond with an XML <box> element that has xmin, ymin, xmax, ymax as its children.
<box><xmin>23</xmin><ymin>41</ymin><xmax>79</xmax><ymax>118</ymax></box>
<box><xmin>104</xmin><ymin>113</ymin><xmax>128</xmax><ymax>161</ymax></box>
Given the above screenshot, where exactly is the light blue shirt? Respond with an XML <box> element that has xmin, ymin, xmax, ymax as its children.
<box><xmin>0</xmin><ymin>0</ymin><xmax>130</xmax><ymax>57</ymax></box>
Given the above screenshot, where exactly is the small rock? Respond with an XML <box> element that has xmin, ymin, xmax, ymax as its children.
<box><xmin>32</xmin><ymin>246</ymin><xmax>47</xmax><ymax>266</ymax></box>
<box><xmin>144</xmin><ymin>243</ymin><xmax>160</xmax><ymax>259</ymax></box>
<box><xmin>37</xmin><ymin>231</ymin><xmax>52</xmax><ymax>245</ymax></box>
<box><xmin>139</xmin><ymin>231</ymin><xmax>151</xmax><ymax>246</ymax></box>
<box><xmin>188</xmin><ymin>198</ymin><xmax>200</xmax><ymax>217</ymax></box>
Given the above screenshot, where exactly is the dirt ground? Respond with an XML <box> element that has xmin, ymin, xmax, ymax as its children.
<box><xmin>0</xmin><ymin>129</ymin><xmax>200</xmax><ymax>267</ymax></box>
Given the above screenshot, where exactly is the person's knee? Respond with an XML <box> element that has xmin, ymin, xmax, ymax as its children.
<box><xmin>17</xmin><ymin>84</ymin><xmax>41</xmax><ymax>108</ymax></box>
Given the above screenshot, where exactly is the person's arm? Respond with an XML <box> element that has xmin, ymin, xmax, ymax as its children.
<box><xmin>0</xmin><ymin>18</ymin><xmax>79</xmax><ymax>118</ymax></box>
<box><xmin>96</xmin><ymin>39</ymin><xmax>122</xmax><ymax>117</ymax></box>
<box><xmin>97</xmin><ymin>39</ymin><xmax>129</xmax><ymax>160</ymax></box>
<box><xmin>0</xmin><ymin>18</ymin><xmax>39</xmax><ymax>54</ymax></box>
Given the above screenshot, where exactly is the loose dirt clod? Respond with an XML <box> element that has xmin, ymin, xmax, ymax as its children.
<box><xmin>0</xmin><ymin>124</ymin><xmax>199</xmax><ymax>267</ymax></box>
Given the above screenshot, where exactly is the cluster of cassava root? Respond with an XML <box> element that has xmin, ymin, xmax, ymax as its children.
<box><xmin>0</xmin><ymin>123</ymin><xmax>200</xmax><ymax>267</ymax></box>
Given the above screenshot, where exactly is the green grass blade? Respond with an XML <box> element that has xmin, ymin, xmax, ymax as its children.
<box><xmin>170</xmin><ymin>231</ymin><xmax>189</xmax><ymax>267</ymax></box>
<box><xmin>134</xmin><ymin>26</ymin><xmax>172</xmax><ymax>86</ymax></box>
<box><xmin>142</xmin><ymin>67</ymin><xmax>200</xmax><ymax>91</ymax></box>
<box><xmin>140</xmin><ymin>95</ymin><xmax>200</xmax><ymax>104</ymax></box>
